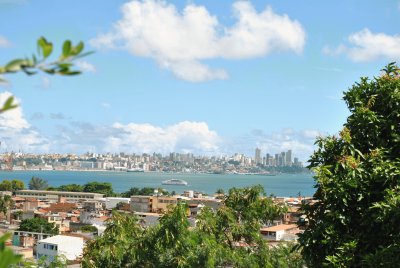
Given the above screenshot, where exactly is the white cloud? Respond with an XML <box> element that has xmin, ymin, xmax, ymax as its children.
<box><xmin>76</xmin><ymin>61</ymin><xmax>97</xmax><ymax>73</ymax></box>
<box><xmin>48</xmin><ymin>120</ymin><xmax>220</xmax><ymax>155</ymax></box>
<box><xmin>0</xmin><ymin>35</ymin><xmax>11</xmax><ymax>47</ymax></box>
<box><xmin>0</xmin><ymin>102</ymin><xmax>321</xmax><ymax>162</ymax></box>
<box><xmin>0</xmin><ymin>92</ymin><xmax>49</xmax><ymax>152</ymax></box>
<box><xmin>91</xmin><ymin>0</ymin><xmax>305</xmax><ymax>82</ymax></box>
<box><xmin>324</xmin><ymin>28</ymin><xmax>400</xmax><ymax>62</ymax></box>
<box><xmin>222</xmin><ymin>128</ymin><xmax>323</xmax><ymax>162</ymax></box>
<box><xmin>104</xmin><ymin>121</ymin><xmax>220</xmax><ymax>154</ymax></box>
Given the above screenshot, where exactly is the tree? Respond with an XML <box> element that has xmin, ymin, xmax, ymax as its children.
<box><xmin>82</xmin><ymin>211</ymin><xmax>143</xmax><ymax>268</ymax></box>
<box><xmin>0</xmin><ymin>233</ymin><xmax>22</xmax><ymax>268</ymax></box>
<box><xmin>80</xmin><ymin>225</ymin><xmax>98</xmax><ymax>234</ymax></box>
<box><xmin>0</xmin><ymin>195</ymin><xmax>14</xmax><ymax>220</ymax></box>
<box><xmin>37</xmin><ymin>255</ymin><xmax>67</xmax><ymax>268</ymax></box>
<box><xmin>215</xmin><ymin>188</ymin><xmax>225</xmax><ymax>195</ymax></box>
<box><xmin>11</xmin><ymin>179</ymin><xmax>24</xmax><ymax>191</ymax></box>
<box><xmin>19</xmin><ymin>217</ymin><xmax>59</xmax><ymax>235</ymax></box>
<box><xmin>56</xmin><ymin>184</ymin><xmax>84</xmax><ymax>192</ymax></box>
<box><xmin>82</xmin><ymin>185</ymin><xmax>302</xmax><ymax>268</ymax></box>
<box><xmin>298</xmin><ymin>63</ymin><xmax>400</xmax><ymax>267</ymax></box>
<box><xmin>28</xmin><ymin>176</ymin><xmax>49</xmax><ymax>190</ymax></box>
<box><xmin>0</xmin><ymin>179</ymin><xmax>24</xmax><ymax>192</ymax></box>
<box><xmin>83</xmin><ymin>181</ymin><xmax>115</xmax><ymax>196</ymax></box>
<box><xmin>0</xmin><ymin>181</ymin><xmax>12</xmax><ymax>192</ymax></box>
<box><xmin>121</xmin><ymin>187</ymin><xmax>169</xmax><ymax>197</ymax></box>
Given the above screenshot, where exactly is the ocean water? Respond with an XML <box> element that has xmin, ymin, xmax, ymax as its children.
<box><xmin>0</xmin><ymin>170</ymin><xmax>316</xmax><ymax>197</ymax></box>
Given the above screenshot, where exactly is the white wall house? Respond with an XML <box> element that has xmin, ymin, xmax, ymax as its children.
<box><xmin>260</xmin><ymin>224</ymin><xmax>299</xmax><ymax>241</ymax></box>
<box><xmin>36</xmin><ymin>235</ymin><xmax>84</xmax><ymax>262</ymax></box>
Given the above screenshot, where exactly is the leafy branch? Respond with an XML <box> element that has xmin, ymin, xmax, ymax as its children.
<box><xmin>0</xmin><ymin>36</ymin><xmax>93</xmax><ymax>113</ymax></box>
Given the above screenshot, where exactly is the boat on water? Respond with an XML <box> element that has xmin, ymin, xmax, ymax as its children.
<box><xmin>162</xmin><ymin>179</ymin><xmax>188</xmax><ymax>186</ymax></box>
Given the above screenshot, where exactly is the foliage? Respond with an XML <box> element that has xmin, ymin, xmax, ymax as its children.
<box><xmin>81</xmin><ymin>225</ymin><xmax>98</xmax><ymax>233</ymax></box>
<box><xmin>82</xmin><ymin>185</ymin><xmax>302</xmax><ymax>268</ymax></box>
<box><xmin>115</xmin><ymin>201</ymin><xmax>129</xmax><ymax>210</ymax></box>
<box><xmin>0</xmin><ymin>37</ymin><xmax>92</xmax><ymax>114</ymax></box>
<box><xmin>0</xmin><ymin>180</ymin><xmax>12</xmax><ymax>191</ymax></box>
<box><xmin>28</xmin><ymin>176</ymin><xmax>49</xmax><ymax>190</ymax></box>
<box><xmin>121</xmin><ymin>187</ymin><xmax>169</xmax><ymax>197</ymax></box>
<box><xmin>83</xmin><ymin>181</ymin><xmax>115</xmax><ymax>196</ymax></box>
<box><xmin>82</xmin><ymin>211</ymin><xmax>143</xmax><ymax>267</ymax></box>
<box><xmin>0</xmin><ymin>36</ymin><xmax>91</xmax><ymax>267</ymax></box>
<box><xmin>0</xmin><ymin>195</ymin><xmax>13</xmax><ymax>218</ymax></box>
<box><xmin>0</xmin><ymin>179</ymin><xmax>24</xmax><ymax>192</ymax></box>
<box><xmin>215</xmin><ymin>188</ymin><xmax>225</xmax><ymax>194</ymax></box>
<box><xmin>0</xmin><ymin>233</ymin><xmax>22</xmax><ymax>268</ymax></box>
<box><xmin>19</xmin><ymin>217</ymin><xmax>59</xmax><ymax>235</ymax></box>
<box><xmin>298</xmin><ymin>63</ymin><xmax>400</xmax><ymax>267</ymax></box>
<box><xmin>50</xmin><ymin>183</ymin><xmax>84</xmax><ymax>192</ymax></box>
<box><xmin>37</xmin><ymin>255</ymin><xmax>67</xmax><ymax>268</ymax></box>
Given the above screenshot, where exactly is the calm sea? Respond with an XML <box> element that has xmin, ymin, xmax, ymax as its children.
<box><xmin>0</xmin><ymin>171</ymin><xmax>316</xmax><ymax>197</ymax></box>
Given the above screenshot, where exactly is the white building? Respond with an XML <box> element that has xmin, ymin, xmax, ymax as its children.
<box><xmin>15</xmin><ymin>190</ymin><xmax>104</xmax><ymax>202</ymax></box>
<box><xmin>260</xmin><ymin>224</ymin><xmax>299</xmax><ymax>241</ymax></box>
<box><xmin>36</xmin><ymin>235</ymin><xmax>84</xmax><ymax>262</ymax></box>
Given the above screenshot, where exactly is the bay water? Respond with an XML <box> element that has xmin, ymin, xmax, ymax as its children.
<box><xmin>0</xmin><ymin>170</ymin><xmax>315</xmax><ymax>197</ymax></box>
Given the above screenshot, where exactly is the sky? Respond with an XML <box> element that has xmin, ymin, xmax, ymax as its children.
<box><xmin>0</xmin><ymin>0</ymin><xmax>399</xmax><ymax>162</ymax></box>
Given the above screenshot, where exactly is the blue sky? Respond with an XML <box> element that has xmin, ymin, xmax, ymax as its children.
<box><xmin>0</xmin><ymin>0</ymin><xmax>399</xmax><ymax>162</ymax></box>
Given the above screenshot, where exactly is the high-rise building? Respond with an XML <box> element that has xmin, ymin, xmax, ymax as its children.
<box><xmin>286</xmin><ymin>150</ymin><xmax>292</xmax><ymax>166</ymax></box>
<box><xmin>280</xmin><ymin>152</ymin><xmax>286</xmax><ymax>166</ymax></box>
<box><xmin>255</xmin><ymin>148</ymin><xmax>261</xmax><ymax>165</ymax></box>
<box><xmin>294</xmin><ymin>157</ymin><xmax>299</xmax><ymax>166</ymax></box>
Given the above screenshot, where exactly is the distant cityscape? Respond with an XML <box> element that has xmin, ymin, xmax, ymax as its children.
<box><xmin>0</xmin><ymin>149</ymin><xmax>305</xmax><ymax>174</ymax></box>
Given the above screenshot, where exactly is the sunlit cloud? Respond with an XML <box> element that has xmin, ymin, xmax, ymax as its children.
<box><xmin>324</xmin><ymin>28</ymin><xmax>400</xmax><ymax>61</ymax></box>
<box><xmin>91</xmin><ymin>0</ymin><xmax>305</xmax><ymax>82</ymax></box>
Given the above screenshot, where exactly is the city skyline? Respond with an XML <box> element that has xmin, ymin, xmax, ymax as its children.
<box><xmin>1</xmin><ymin>1</ymin><xmax>399</xmax><ymax>162</ymax></box>
<box><xmin>3</xmin><ymin>148</ymin><xmax>304</xmax><ymax>173</ymax></box>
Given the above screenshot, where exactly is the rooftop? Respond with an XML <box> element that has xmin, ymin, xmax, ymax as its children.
<box><xmin>16</xmin><ymin>189</ymin><xmax>103</xmax><ymax>196</ymax></box>
<box><xmin>261</xmin><ymin>224</ymin><xmax>298</xmax><ymax>232</ymax></box>
<box><xmin>38</xmin><ymin>235</ymin><xmax>83</xmax><ymax>245</ymax></box>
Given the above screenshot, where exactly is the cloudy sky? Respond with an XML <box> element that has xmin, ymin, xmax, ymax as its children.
<box><xmin>0</xmin><ymin>0</ymin><xmax>399</xmax><ymax>161</ymax></box>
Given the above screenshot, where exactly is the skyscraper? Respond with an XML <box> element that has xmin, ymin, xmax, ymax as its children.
<box><xmin>286</xmin><ymin>150</ymin><xmax>292</xmax><ymax>166</ymax></box>
<box><xmin>255</xmin><ymin>148</ymin><xmax>261</xmax><ymax>165</ymax></box>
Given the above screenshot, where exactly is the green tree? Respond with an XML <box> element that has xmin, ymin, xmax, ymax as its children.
<box><xmin>0</xmin><ymin>195</ymin><xmax>14</xmax><ymax>220</ymax></box>
<box><xmin>0</xmin><ymin>179</ymin><xmax>24</xmax><ymax>192</ymax></box>
<box><xmin>0</xmin><ymin>233</ymin><xmax>22</xmax><ymax>268</ymax></box>
<box><xmin>0</xmin><ymin>181</ymin><xmax>12</xmax><ymax>191</ymax></box>
<box><xmin>215</xmin><ymin>188</ymin><xmax>225</xmax><ymax>195</ymax></box>
<box><xmin>11</xmin><ymin>179</ymin><xmax>24</xmax><ymax>191</ymax></box>
<box><xmin>56</xmin><ymin>184</ymin><xmax>84</xmax><ymax>192</ymax></box>
<box><xmin>80</xmin><ymin>225</ymin><xmax>98</xmax><ymax>234</ymax></box>
<box><xmin>82</xmin><ymin>211</ymin><xmax>143</xmax><ymax>268</ymax></box>
<box><xmin>37</xmin><ymin>255</ymin><xmax>67</xmax><ymax>268</ymax></box>
<box><xmin>19</xmin><ymin>217</ymin><xmax>58</xmax><ymax>235</ymax></box>
<box><xmin>82</xmin><ymin>185</ymin><xmax>302</xmax><ymax>268</ymax></box>
<box><xmin>28</xmin><ymin>176</ymin><xmax>48</xmax><ymax>190</ymax></box>
<box><xmin>121</xmin><ymin>187</ymin><xmax>169</xmax><ymax>197</ymax></box>
<box><xmin>83</xmin><ymin>181</ymin><xmax>115</xmax><ymax>196</ymax></box>
<box><xmin>298</xmin><ymin>63</ymin><xmax>400</xmax><ymax>267</ymax></box>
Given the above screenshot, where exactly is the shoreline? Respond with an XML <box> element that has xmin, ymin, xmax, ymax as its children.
<box><xmin>8</xmin><ymin>168</ymin><xmax>310</xmax><ymax>175</ymax></box>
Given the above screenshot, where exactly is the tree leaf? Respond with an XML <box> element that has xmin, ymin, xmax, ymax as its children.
<box><xmin>62</xmin><ymin>40</ymin><xmax>72</xmax><ymax>58</ymax></box>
